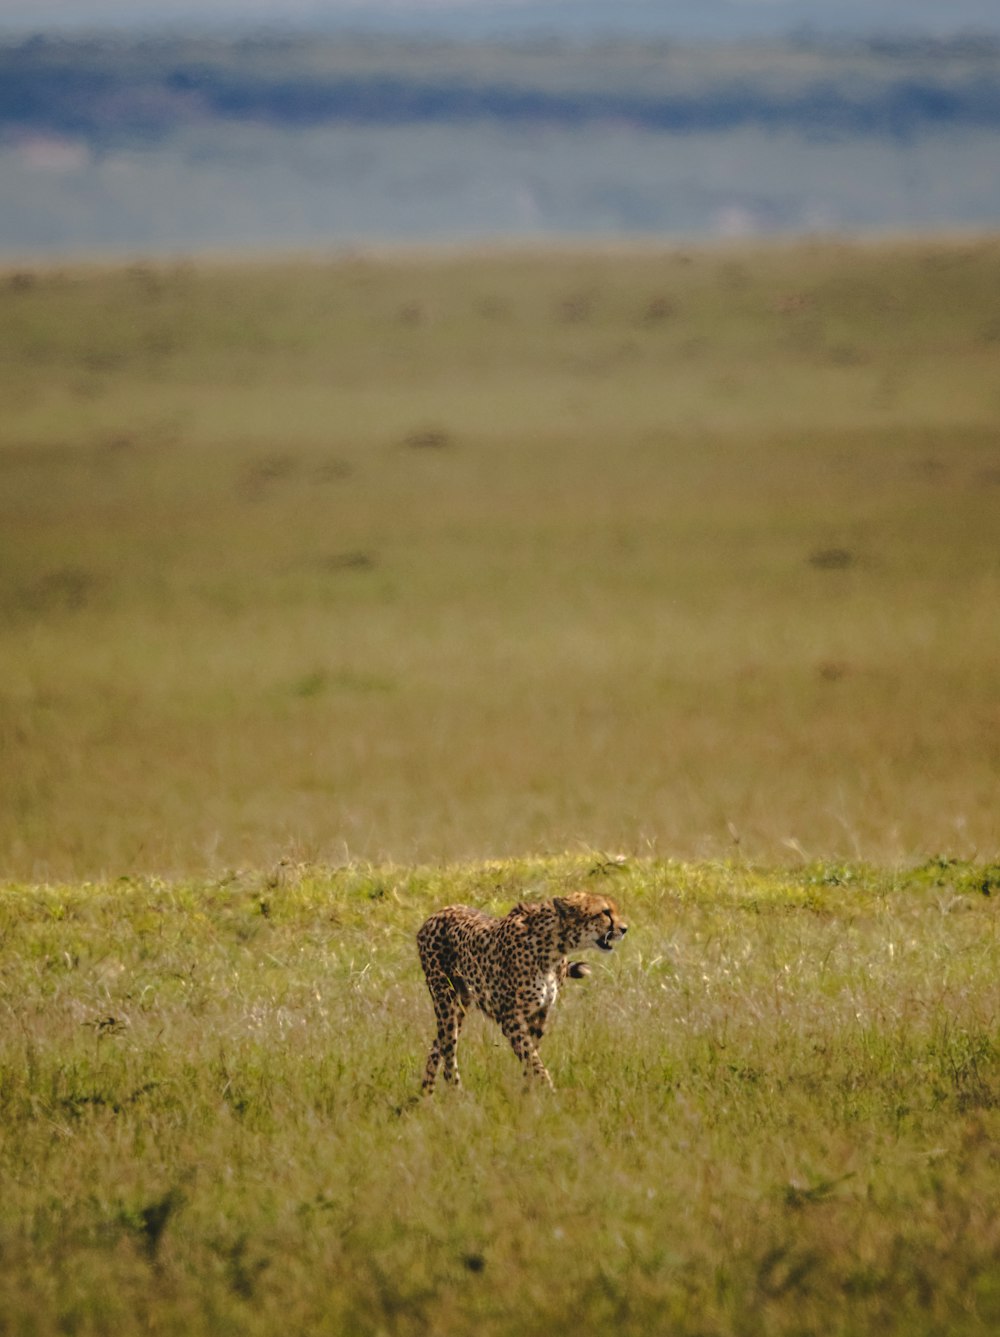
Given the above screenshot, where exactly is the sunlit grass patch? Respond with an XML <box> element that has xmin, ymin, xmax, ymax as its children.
<box><xmin>1</xmin><ymin>857</ymin><xmax>999</xmax><ymax>1333</ymax></box>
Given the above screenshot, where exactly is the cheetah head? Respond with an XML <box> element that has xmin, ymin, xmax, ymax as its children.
<box><xmin>554</xmin><ymin>892</ymin><xmax>628</xmax><ymax>954</ymax></box>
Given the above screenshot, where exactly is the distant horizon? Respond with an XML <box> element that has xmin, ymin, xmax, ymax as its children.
<box><xmin>5</xmin><ymin>21</ymin><xmax>1000</xmax><ymax>256</ymax></box>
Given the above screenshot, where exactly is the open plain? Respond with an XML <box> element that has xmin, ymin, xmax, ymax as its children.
<box><xmin>1</xmin><ymin>237</ymin><xmax>999</xmax><ymax>1333</ymax></box>
<box><xmin>2</xmin><ymin>237</ymin><xmax>999</xmax><ymax>877</ymax></box>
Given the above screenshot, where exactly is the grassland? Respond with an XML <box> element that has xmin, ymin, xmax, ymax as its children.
<box><xmin>3</xmin><ymin>238</ymin><xmax>1000</xmax><ymax>1330</ymax></box>
<box><xmin>2</xmin><ymin>236</ymin><xmax>999</xmax><ymax>878</ymax></box>
<box><xmin>1</xmin><ymin>855</ymin><xmax>999</xmax><ymax>1335</ymax></box>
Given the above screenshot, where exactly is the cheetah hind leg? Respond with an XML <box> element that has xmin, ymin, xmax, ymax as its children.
<box><xmin>422</xmin><ymin>983</ymin><xmax>468</xmax><ymax>1094</ymax></box>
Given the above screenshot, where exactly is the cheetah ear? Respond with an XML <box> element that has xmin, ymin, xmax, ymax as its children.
<box><xmin>552</xmin><ymin>896</ymin><xmax>572</xmax><ymax>917</ymax></box>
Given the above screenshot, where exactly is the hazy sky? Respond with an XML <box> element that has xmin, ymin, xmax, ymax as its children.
<box><xmin>4</xmin><ymin>0</ymin><xmax>1000</xmax><ymax>37</ymax></box>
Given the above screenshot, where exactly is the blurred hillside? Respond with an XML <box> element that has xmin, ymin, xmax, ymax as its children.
<box><xmin>6</xmin><ymin>35</ymin><xmax>1000</xmax><ymax>143</ymax></box>
<box><xmin>2</xmin><ymin>35</ymin><xmax>1000</xmax><ymax>252</ymax></box>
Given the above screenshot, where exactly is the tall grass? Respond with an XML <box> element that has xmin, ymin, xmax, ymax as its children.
<box><xmin>2</xmin><ymin>239</ymin><xmax>1000</xmax><ymax>877</ymax></box>
<box><xmin>1</xmin><ymin>856</ymin><xmax>999</xmax><ymax>1334</ymax></box>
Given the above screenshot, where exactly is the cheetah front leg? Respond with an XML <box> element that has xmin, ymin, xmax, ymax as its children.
<box><xmin>500</xmin><ymin>1008</ymin><xmax>555</xmax><ymax>1089</ymax></box>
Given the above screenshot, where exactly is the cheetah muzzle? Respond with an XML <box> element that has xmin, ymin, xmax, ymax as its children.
<box><xmin>417</xmin><ymin>890</ymin><xmax>629</xmax><ymax>1092</ymax></box>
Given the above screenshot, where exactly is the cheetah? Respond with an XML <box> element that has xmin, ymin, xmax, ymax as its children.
<box><xmin>417</xmin><ymin>891</ymin><xmax>628</xmax><ymax>1092</ymax></box>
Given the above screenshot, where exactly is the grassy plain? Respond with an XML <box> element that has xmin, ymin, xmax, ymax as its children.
<box><xmin>1</xmin><ymin>855</ymin><xmax>999</xmax><ymax>1335</ymax></box>
<box><xmin>2</xmin><ymin>237</ymin><xmax>1000</xmax><ymax>877</ymax></box>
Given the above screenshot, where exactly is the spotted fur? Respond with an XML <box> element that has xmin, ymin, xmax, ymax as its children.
<box><xmin>417</xmin><ymin>891</ymin><xmax>629</xmax><ymax>1092</ymax></box>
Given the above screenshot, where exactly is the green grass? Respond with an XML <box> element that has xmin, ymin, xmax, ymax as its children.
<box><xmin>1</xmin><ymin>855</ymin><xmax>999</xmax><ymax>1335</ymax></box>
<box><xmin>2</xmin><ymin>238</ymin><xmax>1000</xmax><ymax>877</ymax></box>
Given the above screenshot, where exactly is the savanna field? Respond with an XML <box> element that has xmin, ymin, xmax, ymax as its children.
<box><xmin>1</xmin><ymin>238</ymin><xmax>999</xmax><ymax>1333</ymax></box>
